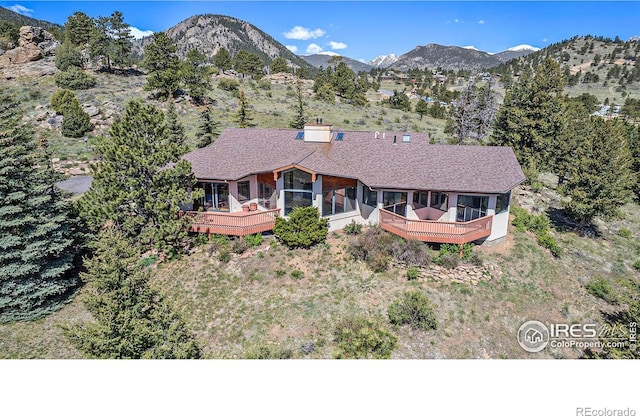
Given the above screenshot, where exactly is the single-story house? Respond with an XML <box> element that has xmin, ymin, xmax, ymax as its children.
<box><xmin>181</xmin><ymin>120</ymin><xmax>526</xmax><ymax>245</ymax></box>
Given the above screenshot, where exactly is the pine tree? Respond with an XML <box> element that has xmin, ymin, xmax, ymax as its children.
<box><xmin>415</xmin><ymin>99</ymin><xmax>429</xmax><ymax>120</ymax></box>
<box><xmin>165</xmin><ymin>100</ymin><xmax>185</xmax><ymax>148</ymax></box>
<box><xmin>109</xmin><ymin>11</ymin><xmax>133</xmax><ymax>69</ymax></box>
<box><xmin>562</xmin><ymin>117</ymin><xmax>635</xmax><ymax>229</ymax></box>
<box><xmin>181</xmin><ymin>48</ymin><xmax>211</xmax><ymax>104</ymax></box>
<box><xmin>196</xmin><ymin>106</ymin><xmax>221</xmax><ymax>148</ymax></box>
<box><xmin>143</xmin><ymin>32</ymin><xmax>181</xmax><ymax>100</ymax></box>
<box><xmin>63</xmin><ymin>11</ymin><xmax>95</xmax><ymax>47</ymax></box>
<box><xmin>491</xmin><ymin>58</ymin><xmax>567</xmax><ymax>180</ymax></box>
<box><xmin>79</xmin><ymin>100</ymin><xmax>198</xmax><ymax>251</ymax></box>
<box><xmin>0</xmin><ymin>94</ymin><xmax>82</xmax><ymax>323</ymax></box>
<box><xmin>234</xmin><ymin>89</ymin><xmax>255</xmax><ymax>128</ymax></box>
<box><xmin>64</xmin><ymin>228</ymin><xmax>201</xmax><ymax>358</ymax></box>
<box><xmin>214</xmin><ymin>47</ymin><xmax>231</xmax><ymax>74</ymax></box>
<box><xmin>289</xmin><ymin>77</ymin><xmax>307</xmax><ymax>129</ymax></box>
<box><xmin>270</xmin><ymin>57</ymin><xmax>289</xmax><ymax>74</ymax></box>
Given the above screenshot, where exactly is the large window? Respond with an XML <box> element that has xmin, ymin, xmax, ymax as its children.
<box><xmin>363</xmin><ymin>187</ymin><xmax>377</xmax><ymax>207</ymax></box>
<box><xmin>323</xmin><ymin>187</ymin><xmax>356</xmax><ymax>217</ymax></box>
<box><xmin>195</xmin><ymin>182</ymin><xmax>229</xmax><ymax>211</ymax></box>
<box><xmin>237</xmin><ymin>180</ymin><xmax>251</xmax><ymax>202</ymax></box>
<box><xmin>283</xmin><ymin>169</ymin><xmax>313</xmax><ymax>215</ymax></box>
<box><xmin>495</xmin><ymin>192</ymin><xmax>511</xmax><ymax>214</ymax></box>
<box><xmin>430</xmin><ymin>192</ymin><xmax>449</xmax><ymax>211</ymax></box>
<box><xmin>383</xmin><ymin>191</ymin><xmax>407</xmax><ymax>217</ymax></box>
<box><xmin>413</xmin><ymin>191</ymin><xmax>429</xmax><ymax>208</ymax></box>
<box><xmin>259</xmin><ymin>182</ymin><xmax>274</xmax><ymax>208</ymax></box>
<box><xmin>457</xmin><ymin>195</ymin><xmax>488</xmax><ymax>222</ymax></box>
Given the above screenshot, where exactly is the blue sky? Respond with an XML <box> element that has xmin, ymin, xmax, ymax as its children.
<box><xmin>2</xmin><ymin>1</ymin><xmax>639</xmax><ymax>62</ymax></box>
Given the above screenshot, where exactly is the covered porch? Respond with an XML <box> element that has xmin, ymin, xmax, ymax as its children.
<box><xmin>180</xmin><ymin>208</ymin><xmax>280</xmax><ymax>237</ymax></box>
<box><xmin>379</xmin><ymin>208</ymin><xmax>493</xmax><ymax>244</ymax></box>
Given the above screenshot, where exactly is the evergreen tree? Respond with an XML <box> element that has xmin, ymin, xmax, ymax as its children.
<box><xmin>181</xmin><ymin>48</ymin><xmax>211</xmax><ymax>104</ymax></box>
<box><xmin>165</xmin><ymin>100</ymin><xmax>185</xmax><ymax>148</ymax></box>
<box><xmin>562</xmin><ymin>118</ymin><xmax>635</xmax><ymax>229</ymax></box>
<box><xmin>196</xmin><ymin>106</ymin><xmax>221</xmax><ymax>148</ymax></box>
<box><xmin>61</xmin><ymin>101</ymin><xmax>93</xmax><ymax>138</ymax></box>
<box><xmin>64</xmin><ymin>228</ymin><xmax>201</xmax><ymax>358</ymax></box>
<box><xmin>387</xmin><ymin>90</ymin><xmax>411</xmax><ymax>111</ymax></box>
<box><xmin>0</xmin><ymin>94</ymin><xmax>82</xmax><ymax>323</ymax></box>
<box><xmin>63</xmin><ymin>11</ymin><xmax>95</xmax><ymax>47</ymax></box>
<box><xmin>55</xmin><ymin>40</ymin><xmax>84</xmax><ymax>71</ymax></box>
<box><xmin>490</xmin><ymin>58</ymin><xmax>567</xmax><ymax>180</ymax></box>
<box><xmin>270</xmin><ymin>57</ymin><xmax>289</xmax><ymax>74</ymax></box>
<box><xmin>214</xmin><ymin>47</ymin><xmax>232</xmax><ymax>73</ymax></box>
<box><xmin>415</xmin><ymin>99</ymin><xmax>429</xmax><ymax>120</ymax></box>
<box><xmin>88</xmin><ymin>15</ymin><xmax>113</xmax><ymax>71</ymax></box>
<box><xmin>232</xmin><ymin>50</ymin><xmax>264</xmax><ymax>78</ymax></box>
<box><xmin>79</xmin><ymin>100</ymin><xmax>198</xmax><ymax>251</ymax></box>
<box><xmin>109</xmin><ymin>11</ymin><xmax>133</xmax><ymax>69</ymax></box>
<box><xmin>234</xmin><ymin>89</ymin><xmax>255</xmax><ymax>128</ymax></box>
<box><xmin>143</xmin><ymin>32</ymin><xmax>181</xmax><ymax>100</ymax></box>
<box><xmin>289</xmin><ymin>77</ymin><xmax>308</xmax><ymax>129</ymax></box>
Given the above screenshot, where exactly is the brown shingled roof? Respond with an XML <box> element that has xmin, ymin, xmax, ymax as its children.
<box><xmin>182</xmin><ymin>127</ymin><xmax>526</xmax><ymax>194</ymax></box>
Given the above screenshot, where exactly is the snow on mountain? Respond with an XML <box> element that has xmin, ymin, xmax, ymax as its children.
<box><xmin>368</xmin><ymin>54</ymin><xmax>398</xmax><ymax>68</ymax></box>
<box><xmin>506</xmin><ymin>44</ymin><xmax>541</xmax><ymax>52</ymax></box>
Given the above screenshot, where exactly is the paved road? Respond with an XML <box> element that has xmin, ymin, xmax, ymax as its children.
<box><xmin>55</xmin><ymin>175</ymin><xmax>93</xmax><ymax>195</ymax></box>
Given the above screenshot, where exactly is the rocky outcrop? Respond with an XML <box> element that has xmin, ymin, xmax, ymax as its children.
<box><xmin>0</xmin><ymin>26</ymin><xmax>59</xmax><ymax>68</ymax></box>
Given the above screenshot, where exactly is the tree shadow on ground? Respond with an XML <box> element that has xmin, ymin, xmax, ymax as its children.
<box><xmin>546</xmin><ymin>207</ymin><xmax>602</xmax><ymax>238</ymax></box>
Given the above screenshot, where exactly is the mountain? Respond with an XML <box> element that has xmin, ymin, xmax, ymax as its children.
<box><xmin>0</xmin><ymin>6</ymin><xmax>61</xmax><ymax>32</ymax></box>
<box><xmin>300</xmin><ymin>54</ymin><xmax>372</xmax><ymax>72</ymax></box>
<box><xmin>390</xmin><ymin>44</ymin><xmax>503</xmax><ymax>72</ymax></box>
<box><xmin>369</xmin><ymin>54</ymin><xmax>398</xmax><ymax>68</ymax></box>
<box><xmin>494</xmin><ymin>44</ymin><xmax>541</xmax><ymax>62</ymax></box>
<box><xmin>134</xmin><ymin>14</ymin><xmax>314</xmax><ymax>72</ymax></box>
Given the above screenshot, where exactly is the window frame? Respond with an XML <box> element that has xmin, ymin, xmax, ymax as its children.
<box><xmin>237</xmin><ymin>180</ymin><xmax>251</xmax><ymax>202</ymax></box>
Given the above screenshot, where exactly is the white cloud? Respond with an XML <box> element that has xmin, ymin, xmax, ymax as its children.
<box><xmin>129</xmin><ymin>27</ymin><xmax>154</xmax><ymax>40</ymax></box>
<box><xmin>454</xmin><ymin>18</ymin><xmax>460</xmax><ymax>23</ymax></box>
<box><xmin>306</xmin><ymin>43</ymin><xmax>323</xmax><ymax>54</ymax></box>
<box><xmin>8</xmin><ymin>4</ymin><xmax>33</xmax><ymax>16</ymax></box>
<box><xmin>328</xmin><ymin>41</ymin><xmax>347</xmax><ymax>50</ymax></box>
<box><xmin>478</xmin><ymin>20</ymin><xmax>485</xmax><ymax>25</ymax></box>
<box><xmin>318</xmin><ymin>51</ymin><xmax>339</xmax><ymax>56</ymax></box>
<box><xmin>542</xmin><ymin>37</ymin><xmax>549</xmax><ymax>43</ymax></box>
<box><xmin>285</xmin><ymin>45</ymin><xmax>298</xmax><ymax>53</ymax></box>
<box><xmin>284</xmin><ymin>26</ymin><xmax>326</xmax><ymax>40</ymax></box>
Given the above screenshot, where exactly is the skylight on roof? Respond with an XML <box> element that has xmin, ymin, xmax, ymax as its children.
<box><xmin>335</xmin><ymin>132</ymin><xmax>344</xmax><ymax>141</ymax></box>
<box><xmin>402</xmin><ymin>134</ymin><xmax>411</xmax><ymax>142</ymax></box>
<box><xmin>295</xmin><ymin>132</ymin><xmax>304</xmax><ymax>140</ymax></box>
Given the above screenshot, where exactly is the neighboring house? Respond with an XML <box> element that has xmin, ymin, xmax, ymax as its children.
<box><xmin>181</xmin><ymin>120</ymin><xmax>526</xmax><ymax>245</ymax></box>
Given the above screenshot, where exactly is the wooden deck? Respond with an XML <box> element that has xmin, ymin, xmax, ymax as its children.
<box><xmin>180</xmin><ymin>208</ymin><xmax>280</xmax><ymax>236</ymax></box>
<box><xmin>379</xmin><ymin>208</ymin><xmax>492</xmax><ymax>244</ymax></box>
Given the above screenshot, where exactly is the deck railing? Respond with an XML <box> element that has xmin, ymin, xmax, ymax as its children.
<box><xmin>379</xmin><ymin>208</ymin><xmax>492</xmax><ymax>244</ymax></box>
<box><xmin>180</xmin><ymin>208</ymin><xmax>280</xmax><ymax>236</ymax></box>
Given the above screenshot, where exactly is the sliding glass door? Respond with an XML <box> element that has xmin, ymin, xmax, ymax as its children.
<box><xmin>197</xmin><ymin>182</ymin><xmax>230</xmax><ymax>211</ymax></box>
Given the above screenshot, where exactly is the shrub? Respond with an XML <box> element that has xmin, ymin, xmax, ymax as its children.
<box><xmin>243</xmin><ymin>344</ymin><xmax>293</xmax><ymax>359</ymax></box>
<box><xmin>348</xmin><ymin>226</ymin><xmax>430</xmax><ymax>272</ymax></box>
<box><xmin>244</xmin><ymin>233</ymin><xmax>263</xmax><ymax>248</ymax></box>
<box><xmin>54</xmin><ymin>67</ymin><xmax>97</xmax><ymax>90</ymax></box>
<box><xmin>634</xmin><ymin>260</ymin><xmax>640</xmax><ymax>271</ymax></box>
<box><xmin>231</xmin><ymin>237</ymin><xmax>248</xmax><ymax>254</ymax></box>
<box><xmin>388</xmin><ymin>291</ymin><xmax>437</xmax><ymax>330</ymax></box>
<box><xmin>61</xmin><ymin>102</ymin><xmax>93</xmax><ymax>138</ymax></box>
<box><xmin>290</xmin><ymin>269</ymin><xmax>304</xmax><ymax>280</ymax></box>
<box><xmin>217</xmin><ymin>248</ymin><xmax>231</xmax><ymax>263</ymax></box>
<box><xmin>50</xmin><ymin>88</ymin><xmax>77</xmax><ymax>114</ymax></box>
<box><xmin>617</xmin><ymin>228</ymin><xmax>632</xmax><ymax>238</ymax></box>
<box><xmin>217</xmin><ymin>78</ymin><xmax>240</xmax><ymax>92</ymax></box>
<box><xmin>139</xmin><ymin>254</ymin><xmax>158</xmax><ymax>268</ymax></box>
<box><xmin>406</xmin><ymin>266</ymin><xmax>420</xmax><ymax>280</ymax></box>
<box><xmin>274</xmin><ymin>206</ymin><xmax>328</xmax><ymax>249</ymax></box>
<box><xmin>333</xmin><ymin>316</ymin><xmax>397</xmax><ymax>359</ymax></box>
<box><xmin>343</xmin><ymin>220</ymin><xmax>362</xmax><ymax>235</ymax></box>
<box><xmin>434</xmin><ymin>253</ymin><xmax>459</xmax><ymax>269</ymax></box>
<box><xmin>585</xmin><ymin>277</ymin><xmax>617</xmax><ymax>304</ymax></box>
<box><xmin>536</xmin><ymin>232</ymin><xmax>562</xmax><ymax>257</ymax></box>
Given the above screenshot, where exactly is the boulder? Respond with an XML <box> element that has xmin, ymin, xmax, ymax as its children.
<box><xmin>0</xmin><ymin>26</ymin><xmax>59</xmax><ymax>68</ymax></box>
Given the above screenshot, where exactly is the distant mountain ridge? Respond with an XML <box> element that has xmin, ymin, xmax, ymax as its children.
<box><xmin>301</xmin><ymin>54</ymin><xmax>372</xmax><ymax>72</ymax></box>
<box><xmin>0</xmin><ymin>6</ymin><xmax>61</xmax><ymax>32</ymax></box>
<box><xmin>134</xmin><ymin>14</ymin><xmax>314</xmax><ymax>72</ymax></box>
